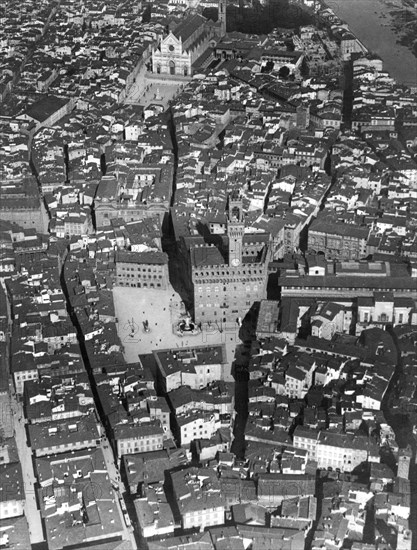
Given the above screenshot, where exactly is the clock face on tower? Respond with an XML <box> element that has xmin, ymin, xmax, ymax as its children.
<box><xmin>231</xmin><ymin>258</ymin><xmax>240</xmax><ymax>267</ymax></box>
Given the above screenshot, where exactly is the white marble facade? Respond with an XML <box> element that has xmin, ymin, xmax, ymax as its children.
<box><xmin>152</xmin><ymin>32</ymin><xmax>192</xmax><ymax>76</ymax></box>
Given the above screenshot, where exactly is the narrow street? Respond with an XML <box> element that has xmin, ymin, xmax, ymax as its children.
<box><xmin>231</xmin><ymin>369</ymin><xmax>248</xmax><ymax>460</ymax></box>
<box><xmin>383</xmin><ymin>328</ymin><xmax>417</xmax><ymax>550</ymax></box>
<box><xmin>341</xmin><ymin>60</ymin><xmax>353</xmax><ymax>128</ymax></box>
<box><xmin>382</xmin><ymin>329</ymin><xmax>412</xmax><ymax>446</ymax></box>
<box><xmin>59</xmin><ymin>267</ymin><xmax>137</xmax><ymax>548</ymax></box>
<box><xmin>409</xmin><ymin>460</ymin><xmax>417</xmax><ymax>550</ymax></box>
<box><xmin>4</xmin><ymin>285</ymin><xmax>44</xmax><ymax>545</ymax></box>
<box><xmin>10</xmin><ymin>395</ymin><xmax>44</xmax><ymax>545</ymax></box>
<box><xmin>231</xmin><ymin>339</ymin><xmax>251</xmax><ymax>459</ymax></box>
<box><xmin>98</xmin><ymin>438</ymin><xmax>138</xmax><ymax>550</ymax></box>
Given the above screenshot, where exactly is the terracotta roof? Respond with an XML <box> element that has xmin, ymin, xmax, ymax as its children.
<box><xmin>173</xmin><ymin>14</ymin><xmax>207</xmax><ymax>44</ymax></box>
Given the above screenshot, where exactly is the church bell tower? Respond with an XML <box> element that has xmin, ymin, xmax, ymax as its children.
<box><xmin>227</xmin><ymin>193</ymin><xmax>244</xmax><ymax>268</ymax></box>
<box><xmin>218</xmin><ymin>0</ymin><xmax>227</xmax><ymax>37</ymax></box>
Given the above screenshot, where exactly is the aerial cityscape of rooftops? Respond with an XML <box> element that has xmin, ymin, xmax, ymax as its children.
<box><xmin>1</xmin><ymin>0</ymin><xmax>417</xmax><ymax>548</ymax></box>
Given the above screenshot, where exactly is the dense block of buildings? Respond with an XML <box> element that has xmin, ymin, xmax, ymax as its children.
<box><xmin>316</xmin><ymin>431</ymin><xmax>380</xmax><ymax>472</ymax></box>
<box><xmin>35</xmin><ymin>448</ymin><xmax>126</xmax><ymax>550</ymax></box>
<box><xmin>0</xmin><ymin>463</ymin><xmax>25</xmax><ymax>520</ymax></box>
<box><xmin>135</xmin><ymin>488</ymin><xmax>175</xmax><ymax>539</ymax></box>
<box><xmin>279</xmin><ymin>260</ymin><xmax>417</xmax><ymax>300</ymax></box>
<box><xmin>175</xmin><ymin>410</ymin><xmax>221</xmax><ymax>447</ymax></box>
<box><xmin>257</xmin><ymin>474</ymin><xmax>316</xmax><ymax>508</ymax></box>
<box><xmin>284</xmin><ymin>359</ymin><xmax>315</xmax><ymax>399</ymax></box>
<box><xmin>94</xmin><ymin>165</ymin><xmax>174</xmax><ymax>227</ymax></box>
<box><xmin>356</xmin><ymin>292</ymin><xmax>415</xmax><ymax>335</ymax></box>
<box><xmin>153</xmin><ymin>344</ymin><xmax>228</xmax><ymax>393</ymax></box>
<box><xmin>123</xmin><ymin>447</ymin><xmax>187</xmax><ymax>495</ymax></box>
<box><xmin>170</xmin><ymin>467</ymin><xmax>226</xmax><ymax>531</ymax></box>
<box><xmin>294</xmin><ymin>429</ymin><xmax>380</xmax><ymax>472</ymax></box>
<box><xmin>52</xmin><ymin>208</ymin><xmax>94</xmax><ymax>238</ymax></box>
<box><xmin>311</xmin><ymin>301</ymin><xmax>352</xmax><ymax>339</ymax></box>
<box><xmin>115</xmin><ymin>250</ymin><xmax>169</xmax><ymax>289</ymax></box>
<box><xmin>0</xmin><ymin>176</ymin><xmax>48</xmax><ymax>234</ymax></box>
<box><xmin>28</xmin><ymin>413</ymin><xmax>100</xmax><ymax>457</ymax></box>
<box><xmin>113</xmin><ymin>419</ymin><xmax>164</xmax><ymax>459</ymax></box>
<box><xmin>293</xmin><ymin>426</ymin><xmax>319</xmax><ymax>460</ymax></box>
<box><xmin>167</xmin><ymin>382</ymin><xmax>234</xmax><ymax>416</ymax></box>
<box><xmin>308</xmin><ymin>217</ymin><xmax>369</xmax><ymax>260</ymax></box>
<box><xmin>2</xmin><ymin>1</ymin><xmax>417</xmax><ymax>548</ymax></box>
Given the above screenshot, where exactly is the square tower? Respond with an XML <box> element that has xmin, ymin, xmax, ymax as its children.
<box><xmin>227</xmin><ymin>194</ymin><xmax>244</xmax><ymax>268</ymax></box>
<box><xmin>218</xmin><ymin>0</ymin><xmax>227</xmax><ymax>37</ymax></box>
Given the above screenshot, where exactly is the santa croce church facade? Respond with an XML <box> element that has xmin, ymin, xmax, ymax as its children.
<box><xmin>151</xmin><ymin>1</ymin><xmax>226</xmax><ymax>77</ymax></box>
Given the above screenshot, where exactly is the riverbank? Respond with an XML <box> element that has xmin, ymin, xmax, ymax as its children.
<box><xmin>323</xmin><ymin>0</ymin><xmax>417</xmax><ymax>86</ymax></box>
<box><xmin>389</xmin><ymin>8</ymin><xmax>417</xmax><ymax>57</ymax></box>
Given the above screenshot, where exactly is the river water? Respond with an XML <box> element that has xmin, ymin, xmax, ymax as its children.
<box><xmin>325</xmin><ymin>0</ymin><xmax>417</xmax><ymax>85</ymax></box>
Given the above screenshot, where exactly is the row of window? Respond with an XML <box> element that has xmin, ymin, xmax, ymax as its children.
<box><xmin>194</xmin><ymin>269</ymin><xmax>263</xmax><ymax>277</ymax></box>
<box><xmin>286</xmin><ymin>378</ymin><xmax>304</xmax><ymax>386</ymax></box>
<box><xmin>198</xmin><ymin>301</ymin><xmax>251</xmax><ymax>308</ymax></box>
<box><xmin>41</xmin><ymin>441</ymin><xmax>94</xmax><ymax>452</ymax></box>
<box><xmin>121</xmin><ymin>266</ymin><xmax>163</xmax><ymax>272</ymax></box>
<box><xmin>284</xmin><ymin>286</ymin><xmax>413</xmax><ymax>292</ymax></box>
<box><xmin>361</xmin><ymin>313</ymin><xmax>404</xmax><ymax>323</ymax></box>
<box><xmin>194</xmin><ymin>278</ymin><xmax>263</xmax><ymax>286</ymax></box>
<box><xmin>318</xmin><ymin>449</ymin><xmax>363</xmax><ymax>458</ymax></box>
<box><xmin>64</xmin><ymin>224</ymin><xmax>84</xmax><ymax>230</ymax></box>
<box><xmin>198</xmin><ymin>313</ymin><xmax>229</xmax><ymax>322</ymax></box>
<box><xmin>183</xmin><ymin>430</ymin><xmax>210</xmax><ymax>440</ymax></box>
<box><xmin>197</xmin><ymin>285</ymin><xmax>258</xmax><ymax>293</ymax></box>
<box><xmin>295</xmin><ymin>440</ymin><xmax>315</xmax><ymax>448</ymax></box>
<box><xmin>183</xmin><ymin>426</ymin><xmax>209</xmax><ymax>432</ymax></box>
<box><xmin>124</xmin><ymin>444</ymin><xmax>160</xmax><ymax>453</ymax></box>
<box><xmin>120</xmin><ymin>437</ymin><xmax>162</xmax><ymax>446</ymax></box>
<box><xmin>118</xmin><ymin>282</ymin><xmax>162</xmax><ymax>288</ymax></box>
<box><xmin>187</xmin><ymin>509</ymin><xmax>222</xmax><ymax>517</ymax></box>
<box><xmin>16</xmin><ymin>372</ymin><xmax>37</xmax><ymax>381</ymax></box>
<box><xmin>1</xmin><ymin>504</ymin><xmax>21</xmax><ymax>512</ymax></box>
<box><xmin>121</xmin><ymin>273</ymin><xmax>163</xmax><ymax>279</ymax></box>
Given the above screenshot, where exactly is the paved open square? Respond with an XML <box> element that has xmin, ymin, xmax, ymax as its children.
<box><xmin>125</xmin><ymin>74</ymin><xmax>188</xmax><ymax>108</ymax></box>
<box><xmin>113</xmin><ymin>285</ymin><xmax>242</xmax><ymax>369</ymax></box>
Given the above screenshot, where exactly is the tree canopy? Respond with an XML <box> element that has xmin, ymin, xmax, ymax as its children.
<box><xmin>203</xmin><ymin>0</ymin><xmax>313</xmax><ymax>35</ymax></box>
